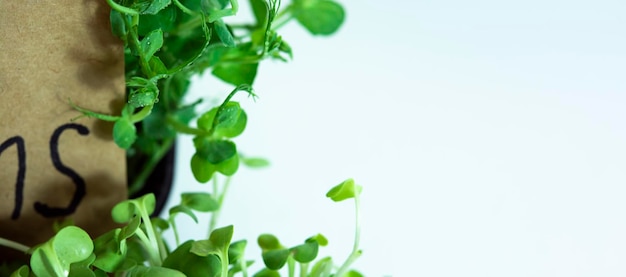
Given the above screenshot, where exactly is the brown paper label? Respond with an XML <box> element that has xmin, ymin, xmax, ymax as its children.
<box><xmin>0</xmin><ymin>1</ymin><xmax>126</xmax><ymax>248</ymax></box>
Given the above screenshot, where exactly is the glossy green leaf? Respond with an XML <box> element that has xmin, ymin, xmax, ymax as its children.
<box><xmin>216</xmin><ymin>153</ymin><xmax>239</xmax><ymax>176</ymax></box>
<box><xmin>212</xmin><ymin>62</ymin><xmax>259</xmax><ymax>86</ymax></box>
<box><xmin>163</xmin><ymin>241</ymin><xmax>221</xmax><ymax>277</ymax></box>
<box><xmin>308</xmin><ymin>233</ymin><xmax>328</xmax><ymax>246</ymax></box>
<box><xmin>69</xmin><ymin>253</ymin><xmax>96</xmax><ymax>277</ymax></box>
<box><xmin>191</xmin><ymin>225</ymin><xmax>234</xmax><ymax>256</ymax></box>
<box><xmin>197</xmin><ymin>108</ymin><xmax>218</xmax><ymax>131</ymax></box>
<box><xmin>31</xmin><ymin>226</ymin><xmax>94</xmax><ymax>277</ymax></box>
<box><xmin>111</xmin><ymin>193</ymin><xmax>156</xmax><ymax>223</ymax></box>
<box><xmin>129</xmin><ymin>87</ymin><xmax>158</xmax><ymax>108</ymax></box>
<box><xmin>141</xmin><ymin>29</ymin><xmax>164</xmax><ymax>61</ymax></box>
<box><xmin>182</xmin><ymin>192</ymin><xmax>219</xmax><ymax>212</ymax></box>
<box><xmin>194</xmin><ymin>138</ymin><xmax>238</xmax><ymax>164</ymax></box>
<box><xmin>215</xmin><ymin>106</ymin><xmax>247</xmax><ymax>138</ymax></box>
<box><xmin>214</xmin><ymin>20</ymin><xmax>235</xmax><ymax>47</ymax></box>
<box><xmin>258</xmin><ymin>234</ymin><xmax>281</xmax><ymax>250</ymax></box>
<box><xmin>191</xmin><ymin>153</ymin><xmax>217</xmax><ymax>183</ymax></box>
<box><xmin>228</xmin><ymin>240</ymin><xmax>247</xmax><ymax>264</ymax></box>
<box><xmin>215</xmin><ymin>102</ymin><xmax>242</xmax><ymax>129</ymax></box>
<box><xmin>261</xmin><ymin>249</ymin><xmax>290</xmax><ymax>270</ymax></box>
<box><xmin>326</xmin><ymin>178</ymin><xmax>362</xmax><ymax>202</ymax></box>
<box><xmin>295</xmin><ymin>0</ymin><xmax>345</xmax><ymax>35</ymax></box>
<box><xmin>290</xmin><ymin>241</ymin><xmax>318</xmax><ymax>263</ymax></box>
<box><xmin>113</xmin><ymin>118</ymin><xmax>137</xmax><ymax>149</ymax></box>
<box><xmin>253</xmin><ymin>268</ymin><xmax>281</xmax><ymax>277</ymax></box>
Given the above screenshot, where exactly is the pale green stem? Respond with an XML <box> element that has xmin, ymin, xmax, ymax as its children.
<box><xmin>209</xmin><ymin>176</ymin><xmax>232</xmax><ymax>236</ymax></box>
<box><xmin>135</xmin><ymin>229</ymin><xmax>161</xmax><ymax>265</ymax></box>
<box><xmin>0</xmin><ymin>237</ymin><xmax>30</xmax><ymax>253</ymax></box>
<box><xmin>334</xmin><ymin>193</ymin><xmax>362</xmax><ymax>277</ymax></box>
<box><xmin>299</xmin><ymin>262</ymin><xmax>309</xmax><ymax>277</ymax></box>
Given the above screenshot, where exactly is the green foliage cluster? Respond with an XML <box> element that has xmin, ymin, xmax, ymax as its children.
<box><xmin>72</xmin><ymin>0</ymin><xmax>346</xmax><ymax>194</ymax></box>
<box><xmin>0</xmin><ymin>0</ymin><xmax>363</xmax><ymax>275</ymax></box>
<box><xmin>1</xmin><ymin>180</ymin><xmax>363</xmax><ymax>276</ymax></box>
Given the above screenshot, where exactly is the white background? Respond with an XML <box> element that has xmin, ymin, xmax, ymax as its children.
<box><xmin>162</xmin><ymin>0</ymin><xmax>626</xmax><ymax>276</ymax></box>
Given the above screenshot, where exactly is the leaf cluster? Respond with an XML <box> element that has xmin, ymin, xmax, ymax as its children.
<box><xmin>2</xmin><ymin>180</ymin><xmax>363</xmax><ymax>277</ymax></box>
<box><xmin>72</xmin><ymin>0</ymin><xmax>345</xmax><ymax>195</ymax></box>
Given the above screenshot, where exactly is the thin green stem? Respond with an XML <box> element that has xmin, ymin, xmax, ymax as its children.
<box><xmin>130</xmin><ymin>105</ymin><xmax>153</xmax><ymax>123</ymax></box>
<box><xmin>69</xmin><ymin>99</ymin><xmax>121</xmax><ymax>122</ymax></box>
<box><xmin>135</xmin><ymin>229</ymin><xmax>161</xmax><ymax>265</ymax></box>
<box><xmin>166</xmin><ymin>116</ymin><xmax>209</xmax><ymax>136</ymax></box>
<box><xmin>0</xmin><ymin>237</ymin><xmax>30</xmax><ymax>253</ymax></box>
<box><xmin>140</xmin><ymin>211</ymin><xmax>163</xmax><ymax>265</ymax></box>
<box><xmin>287</xmin><ymin>256</ymin><xmax>295</xmax><ymax>277</ymax></box>
<box><xmin>128</xmin><ymin>137</ymin><xmax>175</xmax><ymax>195</ymax></box>
<box><xmin>171</xmin><ymin>217</ymin><xmax>181</xmax><ymax>247</ymax></box>
<box><xmin>334</xmin><ymin>193</ymin><xmax>362</xmax><ymax>277</ymax></box>
<box><xmin>106</xmin><ymin>0</ymin><xmax>139</xmax><ymax>15</ymax></box>
<box><xmin>208</xmin><ymin>176</ymin><xmax>232</xmax><ymax>236</ymax></box>
<box><xmin>299</xmin><ymin>262</ymin><xmax>309</xmax><ymax>277</ymax></box>
<box><xmin>125</xmin><ymin>15</ymin><xmax>154</xmax><ymax>79</ymax></box>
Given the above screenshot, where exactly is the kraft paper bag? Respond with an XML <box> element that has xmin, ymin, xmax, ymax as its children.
<box><xmin>0</xmin><ymin>0</ymin><xmax>127</xmax><ymax>254</ymax></box>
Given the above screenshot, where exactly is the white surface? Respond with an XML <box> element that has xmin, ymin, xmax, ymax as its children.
<box><xmin>162</xmin><ymin>0</ymin><xmax>626</xmax><ymax>276</ymax></box>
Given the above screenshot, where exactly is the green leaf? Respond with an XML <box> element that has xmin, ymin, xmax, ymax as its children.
<box><xmin>141</xmin><ymin>29</ymin><xmax>164</xmax><ymax>61</ymax></box>
<box><xmin>326</xmin><ymin>178</ymin><xmax>362</xmax><ymax>202</ymax></box>
<box><xmin>290</xmin><ymin>241</ymin><xmax>318</xmax><ymax>263</ymax></box>
<box><xmin>113</xmin><ymin>118</ymin><xmax>137</xmax><ymax>149</ymax></box>
<box><xmin>309</xmin><ymin>257</ymin><xmax>333</xmax><ymax>277</ymax></box>
<box><xmin>138</xmin><ymin>5</ymin><xmax>177</xmax><ymax>35</ymax></box>
<box><xmin>228</xmin><ymin>240</ymin><xmax>247</xmax><ymax>264</ymax></box>
<box><xmin>308</xmin><ymin>233</ymin><xmax>328</xmax><ymax>246</ymax></box>
<box><xmin>10</xmin><ymin>265</ymin><xmax>30</xmax><ymax>277</ymax></box>
<box><xmin>111</xmin><ymin>193</ymin><xmax>156</xmax><ymax>223</ymax></box>
<box><xmin>191</xmin><ymin>153</ymin><xmax>217</xmax><ymax>183</ymax></box>
<box><xmin>212</xmin><ymin>62</ymin><xmax>259</xmax><ymax>86</ymax></box>
<box><xmin>345</xmin><ymin>270</ymin><xmax>365</xmax><ymax>277</ymax></box>
<box><xmin>109</xmin><ymin>10</ymin><xmax>127</xmax><ymax>39</ymax></box>
<box><xmin>141</xmin><ymin>0</ymin><xmax>172</xmax><ymax>14</ymax></box>
<box><xmin>197</xmin><ymin>107</ymin><xmax>218</xmax><ymax>131</ymax></box>
<box><xmin>181</xmin><ymin>192</ymin><xmax>220</xmax><ymax>212</ymax></box>
<box><xmin>261</xmin><ymin>249</ymin><xmax>290</xmax><ymax>270</ymax></box>
<box><xmin>215</xmin><ymin>104</ymin><xmax>247</xmax><ymax>138</ymax></box>
<box><xmin>193</xmin><ymin>225</ymin><xmax>234</xmax><ymax>256</ymax></box>
<box><xmin>216</xmin><ymin>153</ymin><xmax>239</xmax><ymax>176</ymax></box>
<box><xmin>31</xmin><ymin>226</ymin><xmax>94</xmax><ymax>277</ymax></box>
<box><xmin>163</xmin><ymin>241</ymin><xmax>222</xmax><ymax>277</ymax></box>
<box><xmin>194</xmin><ymin>138</ymin><xmax>238</xmax><ymax>164</ymax></box>
<box><xmin>170</xmin><ymin>205</ymin><xmax>199</xmax><ymax>223</ymax></box>
<box><xmin>241</xmin><ymin>156</ymin><xmax>270</xmax><ymax>168</ymax></box>
<box><xmin>149</xmin><ymin>56</ymin><xmax>169</xmax><ymax>75</ymax></box>
<box><xmin>214</xmin><ymin>20</ymin><xmax>235</xmax><ymax>47</ymax></box>
<box><xmin>250</xmin><ymin>0</ymin><xmax>269</xmax><ymax>28</ymax></box>
<box><xmin>257</xmin><ymin>234</ymin><xmax>281</xmax><ymax>250</ymax></box>
<box><xmin>129</xmin><ymin>86</ymin><xmax>158</xmax><ymax>108</ymax></box>
<box><xmin>294</xmin><ymin>0</ymin><xmax>345</xmax><ymax>35</ymax></box>
<box><xmin>253</xmin><ymin>268</ymin><xmax>281</xmax><ymax>277</ymax></box>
